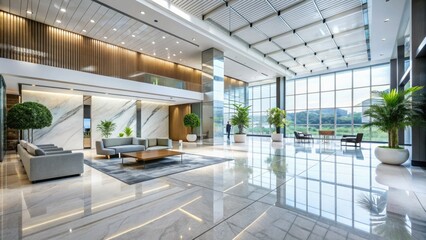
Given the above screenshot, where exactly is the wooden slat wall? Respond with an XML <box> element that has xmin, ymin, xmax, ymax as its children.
<box><xmin>169</xmin><ymin>104</ymin><xmax>191</xmax><ymax>141</ymax></box>
<box><xmin>0</xmin><ymin>11</ymin><xmax>202</xmax><ymax>91</ymax></box>
<box><xmin>6</xmin><ymin>94</ymin><xmax>19</xmax><ymax>150</ymax></box>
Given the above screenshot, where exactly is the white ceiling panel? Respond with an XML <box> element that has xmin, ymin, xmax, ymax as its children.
<box><xmin>290</xmin><ymin>65</ymin><xmax>309</xmax><ymax>74</ymax></box>
<box><xmin>207</xmin><ymin>8</ymin><xmax>247</xmax><ymax>32</ymax></box>
<box><xmin>256</xmin><ymin>16</ymin><xmax>291</xmax><ymax>38</ymax></box>
<box><xmin>230</xmin><ymin>0</ymin><xmax>275</xmax><ymax>23</ymax></box>
<box><xmin>345</xmin><ymin>52</ymin><xmax>368</xmax><ymax>65</ymax></box>
<box><xmin>253</xmin><ymin>41</ymin><xmax>281</xmax><ymax>54</ymax></box>
<box><xmin>268</xmin><ymin>0</ymin><xmax>303</xmax><ymax>11</ymax></box>
<box><xmin>317</xmin><ymin>49</ymin><xmax>342</xmax><ymax>60</ymax></box>
<box><xmin>273</xmin><ymin>33</ymin><xmax>303</xmax><ymax>49</ymax></box>
<box><xmin>298</xmin><ymin>55</ymin><xmax>320</xmax><ymax>65</ymax></box>
<box><xmin>316</xmin><ymin>0</ymin><xmax>362</xmax><ymax>18</ymax></box>
<box><xmin>171</xmin><ymin>0</ymin><xmax>223</xmax><ymax>18</ymax></box>
<box><xmin>308</xmin><ymin>38</ymin><xmax>336</xmax><ymax>52</ymax></box>
<box><xmin>234</xmin><ymin>28</ymin><xmax>267</xmax><ymax>45</ymax></box>
<box><xmin>325</xmin><ymin>58</ymin><xmax>346</xmax><ymax>67</ymax></box>
<box><xmin>327</xmin><ymin>11</ymin><xmax>365</xmax><ymax>34</ymax></box>
<box><xmin>340</xmin><ymin>42</ymin><xmax>367</xmax><ymax>56</ymax></box>
<box><xmin>297</xmin><ymin>22</ymin><xmax>330</xmax><ymax>42</ymax></box>
<box><xmin>334</xmin><ymin>27</ymin><xmax>366</xmax><ymax>47</ymax></box>
<box><xmin>305</xmin><ymin>61</ymin><xmax>324</xmax><ymax>70</ymax></box>
<box><xmin>286</xmin><ymin>45</ymin><xmax>312</xmax><ymax>58</ymax></box>
<box><xmin>281</xmin><ymin>60</ymin><xmax>299</xmax><ymax>68</ymax></box>
<box><xmin>269</xmin><ymin>51</ymin><xmax>292</xmax><ymax>62</ymax></box>
<box><xmin>281</xmin><ymin>0</ymin><xmax>322</xmax><ymax>29</ymax></box>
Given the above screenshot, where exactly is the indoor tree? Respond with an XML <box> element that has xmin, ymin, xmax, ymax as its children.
<box><xmin>7</xmin><ymin>102</ymin><xmax>52</xmax><ymax>142</ymax></box>
<box><xmin>231</xmin><ymin>104</ymin><xmax>251</xmax><ymax>134</ymax></box>
<box><xmin>183</xmin><ymin>113</ymin><xmax>200</xmax><ymax>134</ymax></box>
<box><xmin>363</xmin><ymin>86</ymin><xmax>424</xmax><ymax>149</ymax></box>
<box><xmin>266</xmin><ymin>107</ymin><xmax>288</xmax><ymax>133</ymax></box>
<box><xmin>97</xmin><ymin>120</ymin><xmax>116</xmax><ymax>138</ymax></box>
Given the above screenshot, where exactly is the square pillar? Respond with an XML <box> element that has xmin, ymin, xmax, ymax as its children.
<box><xmin>202</xmin><ymin>48</ymin><xmax>224</xmax><ymax>145</ymax></box>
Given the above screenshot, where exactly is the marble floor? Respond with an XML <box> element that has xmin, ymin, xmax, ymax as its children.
<box><xmin>1</xmin><ymin>137</ymin><xmax>425</xmax><ymax>240</ymax></box>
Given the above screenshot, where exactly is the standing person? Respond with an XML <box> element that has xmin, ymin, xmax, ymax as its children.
<box><xmin>226</xmin><ymin>121</ymin><xmax>231</xmax><ymax>140</ymax></box>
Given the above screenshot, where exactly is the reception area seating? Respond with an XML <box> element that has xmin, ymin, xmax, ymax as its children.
<box><xmin>294</xmin><ymin>131</ymin><xmax>313</xmax><ymax>143</ymax></box>
<box><xmin>96</xmin><ymin>137</ymin><xmax>172</xmax><ymax>158</ymax></box>
<box><xmin>341</xmin><ymin>133</ymin><xmax>364</xmax><ymax>148</ymax></box>
<box><xmin>17</xmin><ymin>141</ymin><xmax>84</xmax><ymax>182</ymax></box>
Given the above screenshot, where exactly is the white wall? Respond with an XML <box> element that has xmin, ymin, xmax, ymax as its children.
<box><xmin>141</xmin><ymin>103</ymin><xmax>169</xmax><ymax>138</ymax></box>
<box><xmin>22</xmin><ymin>90</ymin><xmax>84</xmax><ymax>150</ymax></box>
<box><xmin>91</xmin><ymin>96</ymin><xmax>137</xmax><ymax>146</ymax></box>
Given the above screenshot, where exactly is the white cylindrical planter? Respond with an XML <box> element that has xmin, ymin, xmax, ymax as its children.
<box><xmin>271</xmin><ymin>133</ymin><xmax>283</xmax><ymax>142</ymax></box>
<box><xmin>186</xmin><ymin>134</ymin><xmax>197</xmax><ymax>142</ymax></box>
<box><xmin>374</xmin><ymin>147</ymin><xmax>409</xmax><ymax>165</ymax></box>
<box><xmin>234</xmin><ymin>134</ymin><xmax>246</xmax><ymax>143</ymax></box>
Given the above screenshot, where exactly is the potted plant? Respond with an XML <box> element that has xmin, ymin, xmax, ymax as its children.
<box><xmin>183</xmin><ymin>113</ymin><xmax>200</xmax><ymax>142</ymax></box>
<box><xmin>97</xmin><ymin>120</ymin><xmax>116</xmax><ymax>138</ymax></box>
<box><xmin>363</xmin><ymin>86</ymin><xmax>424</xmax><ymax>165</ymax></box>
<box><xmin>7</xmin><ymin>102</ymin><xmax>52</xmax><ymax>143</ymax></box>
<box><xmin>266</xmin><ymin>107</ymin><xmax>288</xmax><ymax>142</ymax></box>
<box><xmin>120</xmin><ymin>126</ymin><xmax>133</xmax><ymax>137</ymax></box>
<box><xmin>230</xmin><ymin>104</ymin><xmax>251</xmax><ymax>143</ymax></box>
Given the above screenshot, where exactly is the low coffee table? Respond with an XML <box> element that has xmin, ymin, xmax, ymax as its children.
<box><xmin>121</xmin><ymin>150</ymin><xmax>184</xmax><ymax>167</ymax></box>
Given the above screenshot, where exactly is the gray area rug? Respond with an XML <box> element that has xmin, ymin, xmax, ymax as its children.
<box><xmin>84</xmin><ymin>154</ymin><xmax>233</xmax><ymax>185</ymax></box>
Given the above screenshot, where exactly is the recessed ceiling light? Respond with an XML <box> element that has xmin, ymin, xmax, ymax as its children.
<box><xmin>165</xmin><ymin>47</ymin><xmax>168</xmax><ymax>50</ymax></box>
<box><xmin>382</xmin><ymin>38</ymin><xmax>386</xmax><ymax>41</ymax></box>
<box><xmin>104</xmin><ymin>36</ymin><xmax>107</xmax><ymax>39</ymax></box>
<box><xmin>167</xmin><ymin>56</ymin><xmax>170</xmax><ymax>59</ymax></box>
<box><xmin>162</xmin><ymin>36</ymin><xmax>166</xmax><ymax>39</ymax></box>
<box><xmin>132</xmin><ymin>35</ymin><xmax>135</xmax><ymax>37</ymax></box>
<box><xmin>192</xmin><ymin>38</ymin><xmax>196</xmax><ymax>41</ymax></box>
<box><xmin>140</xmin><ymin>48</ymin><xmax>143</xmax><ymax>51</ymax></box>
<box><xmin>154</xmin><ymin>19</ymin><xmax>158</xmax><ymax>23</ymax></box>
<box><xmin>56</xmin><ymin>19</ymin><xmax>61</xmax><ymax>23</ymax></box>
<box><xmin>179</xmin><ymin>51</ymin><xmax>182</xmax><ymax>54</ymax></box>
<box><xmin>70</xmin><ymin>88</ymin><xmax>73</xmax><ymax>91</ymax></box>
<box><xmin>173</xmin><ymin>53</ymin><xmax>176</xmax><ymax>56</ymax></box>
<box><xmin>153</xmin><ymin>52</ymin><xmax>156</xmax><ymax>56</ymax></box>
<box><xmin>140</xmin><ymin>11</ymin><xmax>145</xmax><ymax>15</ymax></box>
<box><xmin>384</xmin><ymin>18</ymin><xmax>390</xmax><ymax>22</ymax></box>
<box><xmin>26</xmin><ymin>10</ymin><xmax>32</xmax><ymax>14</ymax></box>
<box><xmin>90</xmin><ymin>19</ymin><xmax>95</xmax><ymax>23</ymax></box>
<box><xmin>121</xmin><ymin>42</ymin><xmax>125</xmax><ymax>44</ymax></box>
<box><xmin>152</xmin><ymin>41</ymin><xmax>155</xmax><ymax>44</ymax></box>
<box><xmin>113</xmin><ymin>28</ymin><xmax>117</xmax><ymax>31</ymax></box>
<box><xmin>176</xmin><ymin>41</ymin><xmax>179</xmax><ymax>44</ymax></box>
<box><xmin>179</xmin><ymin>59</ymin><xmax>182</xmax><ymax>61</ymax></box>
<box><xmin>60</xmin><ymin>8</ymin><xmax>66</xmax><ymax>13</ymax></box>
<box><xmin>82</xmin><ymin>29</ymin><xmax>87</xmax><ymax>32</ymax></box>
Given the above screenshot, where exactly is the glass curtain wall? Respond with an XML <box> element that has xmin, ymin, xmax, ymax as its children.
<box><xmin>285</xmin><ymin>64</ymin><xmax>390</xmax><ymax>142</ymax></box>
<box><xmin>223</xmin><ymin>77</ymin><xmax>248</xmax><ymax>134</ymax></box>
<box><xmin>248</xmin><ymin>83</ymin><xmax>276</xmax><ymax>135</ymax></box>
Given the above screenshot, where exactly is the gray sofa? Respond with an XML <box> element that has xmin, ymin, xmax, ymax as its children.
<box><xmin>17</xmin><ymin>141</ymin><xmax>84</xmax><ymax>182</ymax></box>
<box><xmin>96</xmin><ymin>137</ymin><xmax>146</xmax><ymax>158</ymax></box>
<box><xmin>146</xmin><ymin>138</ymin><xmax>173</xmax><ymax>151</ymax></box>
<box><xmin>96</xmin><ymin>137</ymin><xmax>172</xmax><ymax>157</ymax></box>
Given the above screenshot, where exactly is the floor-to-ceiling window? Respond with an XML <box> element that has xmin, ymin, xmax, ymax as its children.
<box><xmin>224</xmin><ymin>77</ymin><xmax>248</xmax><ymax>134</ymax></box>
<box><xmin>285</xmin><ymin>64</ymin><xmax>390</xmax><ymax>142</ymax></box>
<box><xmin>248</xmin><ymin>82</ymin><xmax>276</xmax><ymax>135</ymax></box>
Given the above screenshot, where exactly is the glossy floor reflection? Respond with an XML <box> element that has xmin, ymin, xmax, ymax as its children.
<box><xmin>1</xmin><ymin>137</ymin><xmax>425</xmax><ymax>240</ymax></box>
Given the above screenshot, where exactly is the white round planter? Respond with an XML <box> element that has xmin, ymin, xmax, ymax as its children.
<box><xmin>271</xmin><ymin>133</ymin><xmax>283</xmax><ymax>142</ymax></box>
<box><xmin>186</xmin><ymin>134</ymin><xmax>197</xmax><ymax>142</ymax></box>
<box><xmin>234</xmin><ymin>134</ymin><xmax>246</xmax><ymax>143</ymax></box>
<box><xmin>374</xmin><ymin>146</ymin><xmax>409</xmax><ymax>165</ymax></box>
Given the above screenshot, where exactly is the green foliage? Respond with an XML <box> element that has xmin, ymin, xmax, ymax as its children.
<box><xmin>363</xmin><ymin>86</ymin><xmax>424</xmax><ymax>148</ymax></box>
<box><xmin>97</xmin><ymin>120</ymin><xmax>116</xmax><ymax>138</ymax></box>
<box><xmin>7</xmin><ymin>102</ymin><xmax>52</xmax><ymax>130</ymax></box>
<box><xmin>118</xmin><ymin>132</ymin><xmax>125</xmax><ymax>137</ymax></box>
<box><xmin>183</xmin><ymin>113</ymin><xmax>200</xmax><ymax>134</ymax></box>
<box><xmin>231</xmin><ymin>104</ymin><xmax>251</xmax><ymax>134</ymax></box>
<box><xmin>266</xmin><ymin>107</ymin><xmax>288</xmax><ymax>132</ymax></box>
<box><xmin>123</xmin><ymin>126</ymin><xmax>133</xmax><ymax>137</ymax></box>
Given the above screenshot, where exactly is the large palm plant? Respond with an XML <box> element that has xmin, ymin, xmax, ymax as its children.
<box><xmin>231</xmin><ymin>104</ymin><xmax>251</xmax><ymax>134</ymax></box>
<box><xmin>97</xmin><ymin>120</ymin><xmax>116</xmax><ymax>138</ymax></box>
<box><xmin>363</xmin><ymin>86</ymin><xmax>424</xmax><ymax>148</ymax></box>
